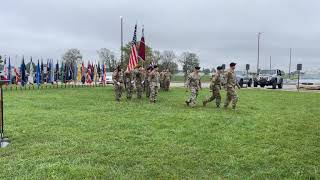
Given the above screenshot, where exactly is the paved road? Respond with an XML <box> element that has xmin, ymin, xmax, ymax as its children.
<box><xmin>171</xmin><ymin>83</ymin><xmax>320</xmax><ymax>93</ymax></box>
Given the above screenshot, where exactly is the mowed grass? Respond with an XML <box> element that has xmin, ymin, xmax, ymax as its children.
<box><xmin>172</xmin><ymin>75</ymin><xmax>212</xmax><ymax>82</ymax></box>
<box><xmin>0</xmin><ymin>86</ymin><xmax>319</xmax><ymax>179</ymax></box>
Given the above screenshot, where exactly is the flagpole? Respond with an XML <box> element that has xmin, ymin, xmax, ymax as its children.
<box><xmin>120</xmin><ymin>16</ymin><xmax>124</xmax><ymax>68</ymax></box>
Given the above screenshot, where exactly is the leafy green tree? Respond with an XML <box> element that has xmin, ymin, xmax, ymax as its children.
<box><xmin>179</xmin><ymin>52</ymin><xmax>200</xmax><ymax>80</ymax></box>
<box><xmin>202</xmin><ymin>68</ymin><xmax>211</xmax><ymax>75</ymax></box>
<box><xmin>122</xmin><ymin>42</ymin><xmax>153</xmax><ymax>69</ymax></box>
<box><xmin>97</xmin><ymin>48</ymin><xmax>118</xmax><ymax>71</ymax></box>
<box><xmin>158</xmin><ymin>50</ymin><xmax>178</xmax><ymax>74</ymax></box>
<box><xmin>62</xmin><ymin>49</ymin><xmax>82</xmax><ymax>64</ymax></box>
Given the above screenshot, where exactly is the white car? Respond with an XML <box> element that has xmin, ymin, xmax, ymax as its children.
<box><xmin>298</xmin><ymin>74</ymin><xmax>320</xmax><ymax>90</ymax></box>
<box><xmin>106</xmin><ymin>72</ymin><xmax>113</xmax><ymax>84</ymax></box>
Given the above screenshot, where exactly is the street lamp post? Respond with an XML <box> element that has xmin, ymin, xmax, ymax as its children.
<box><xmin>120</xmin><ymin>16</ymin><xmax>124</xmax><ymax>68</ymax></box>
<box><xmin>289</xmin><ymin>48</ymin><xmax>292</xmax><ymax>79</ymax></box>
<box><xmin>257</xmin><ymin>32</ymin><xmax>262</xmax><ymax>74</ymax></box>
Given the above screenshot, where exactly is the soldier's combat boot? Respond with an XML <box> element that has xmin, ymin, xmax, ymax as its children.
<box><xmin>185</xmin><ymin>100</ymin><xmax>190</xmax><ymax>106</ymax></box>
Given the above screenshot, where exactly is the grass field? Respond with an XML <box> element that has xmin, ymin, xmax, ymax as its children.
<box><xmin>172</xmin><ymin>75</ymin><xmax>212</xmax><ymax>82</ymax></box>
<box><xmin>0</xmin><ymin>86</ymin><xmax>319</xmax><ymax>179</ymax></box>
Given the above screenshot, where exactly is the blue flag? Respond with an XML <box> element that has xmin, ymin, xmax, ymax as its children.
<box><xmin>21</xmin><ymin>57</ymin><xmax>26</xmax><ymax>86</ymax></box>
<box><xmin>8</xmin><ymin>57</ymin><xmax>12</xmax><ymax>84</ymax></box>
<box><xmin>36</xmin><ymin>60</ymin><xmax>41</xmax><ymax>86</ymax></box>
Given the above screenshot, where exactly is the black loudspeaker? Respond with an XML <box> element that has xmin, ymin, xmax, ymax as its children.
<box><xmin>246</xmin><ymin>64</ymin><xmax>250</xmax><ymax>71</ymax></box>
<box><xmin>297</xmin><ymin>64</ymin><xmax>302</xmax><ymax>71</ymax></box>
<box><xmin>222</xmin><ymin>64</ymin><xmax>226</xmax><ymax>70</ymax></box>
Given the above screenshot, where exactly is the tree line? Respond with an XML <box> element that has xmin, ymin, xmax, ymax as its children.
<box><xmin>61</xmin><ymin>42</ymin><xmax>201</xmax><ymax>78</ymax></box>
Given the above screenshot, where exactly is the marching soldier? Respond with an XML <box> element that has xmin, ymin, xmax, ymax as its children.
<box><xmin>163</xmin><ymin>69</ymin><xmax>171</xmax><ymax>91</ymax></box>
<box><xmin>203</xmin><ymin>66</ymin><xmax>223</xmax><ymax>108</ymax></box>
<box><xmin>124</xmin><ymin>70</ymin><xmax>133</xmax><ymax>99</ymax></box>
<box><xmin>185</xmin><ymin>66</ymin><xmax>201</xmax><ymax>107</ymax></box>
<box><xmin>145</xmin><ymin>66</ymin><xmax>152</xmax><ymax>98</ymax></box>
<box><xmin>149</xmin><ymin>65</ymin><xmax>160</xmax><ymax>103</ymax></box>
<box><xmin>112</xmin><ymin>65</ymin><xmax>124</xmax><ymax>102</ymax></box>
<box><xmin>133</xmin><ymin>65</ymin><xmax>143</xmax><ymax>99</ymax></box>
<box><xmin>224</xmin><ymin>62</ymin><xmax>240</xmax><ymax>110</ymax></box>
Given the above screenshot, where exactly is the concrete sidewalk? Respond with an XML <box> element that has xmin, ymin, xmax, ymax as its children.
<box><xmin>170</xmin><ymin>83</ymin><xmax>320</xmax><ymax>93</ymax></box>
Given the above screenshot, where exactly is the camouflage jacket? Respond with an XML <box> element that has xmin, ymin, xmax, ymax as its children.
<box><xmin>133</xmin><ymin>69</ymin><xmax>143</xmax><ymax>85</ymax></box>
<box><xmin>112</xmin><ymin>70</ymin><xmax>123</xmax><ymax>84</ymax></box>
<box><xmin>164</xmin><ymin>72</ymin><xmax>171</xmax><ymax>81</ymax></box>
<box><xmin>210</xmin><ymin>73</ymin><xmax>221</xmax><ymax>90</ymax></box>
<box><xmin>186</xmin><ymin>72</ymin><xmax>201</xmax><ymax>89</ymax></box>
<box><xmin>124</xmin><ymin>72</ymin><xmax>133</xmax><ymax>87</ymax></box>
<box><xmin>225</xmin><ymin>69</ymin><xmax>238</xmax><ymax>88</ymax></box>
<box><xmin>149</xmin><ymin>71</ymin><xmax>160</xmax><ymax>86</ymax></box>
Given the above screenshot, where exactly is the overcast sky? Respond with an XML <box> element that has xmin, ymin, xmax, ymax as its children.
<box><xmin>1</xmin><ymin>0</ymin><xmax>320</xmax><ymax>71</ymax></box>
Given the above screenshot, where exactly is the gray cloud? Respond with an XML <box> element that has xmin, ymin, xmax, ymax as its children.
<box><xmin>1</xmin><ymin>0</ymin><xmax>320</xmax><ymax>71</ymax></box>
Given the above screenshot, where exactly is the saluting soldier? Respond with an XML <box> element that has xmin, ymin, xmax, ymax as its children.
<box><xmin>149</xmin><ymin>65</ymin><xmax>160</xmax><ymax>103</ymax></box>
<box><xmin>112</xmin><ymin>65</ymin><xmax>124</xmax><ymax>101</ymax></box>
<box><xmin>124</xmin><ymin>70</ymin><xmax>133</xmax><ymax>99</ymax></box>
<box><xmin>203</xmin><ymin>66</ymin><xmax>223</xmax><ymax>108</ymax></box>
<box><xmin>224</xmin><ymin>62</ymin><xmax>240</xmax><ymax>110</ymax></box>
<box><xmin>133</xmin><ymin>65</ymin><xmax>143</xmax><ymax>99</ymax></box>
<box><xmin>185</xmin><ymin>66</ymin><xmax>201</xmax><ymax>107</ymax></box>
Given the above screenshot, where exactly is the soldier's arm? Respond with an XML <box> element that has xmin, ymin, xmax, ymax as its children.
<box><xmin>185</xmin><ymin>75</ymin><xmax>191</xmax><ymax>89</ymax></box>
<box><xmin>112</xmin><ymin>73</ymin><xmax>118</xmax><ymax>84</ymax></box>
<box><xmin>212</xmin><ymin>74</ymin><xmax>218</xmax><ymax>86</ymax></box>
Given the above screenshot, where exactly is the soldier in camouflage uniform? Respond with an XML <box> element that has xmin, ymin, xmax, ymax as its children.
<box><xmin>163</xmin><ymin>69</ymin><xmax>171</xmax><ymax>91</ymax></box>
<box><xmin>159</xmin><ymin>70</ymin><xmax>165</xmax><ymax>90</ymax></box>
<box><xmin>133</xmin><ymin>65</ymin><xmax>143</xmax><ymax>99</ymax></box>
<box><xmin>124</xmin><ymin>70</ymin><xmax>133</xmax><ymax>99</ymax></box>
<box><xmin>149</xmin><ymin>65</ymin><xmax>160</xmax><ymax>103</ymax></box>
<box><xmin>185</xmin><ymin>66</ymin><xmax>201</xmax><ymax>107</ymax></box>
<box><xmin>224</xmin><ymin>62</ymin><xmax>240</xmax><ymax>109</ymax></box>
<box><xmin>145</xmin><ymin>66</ymin><xmax>152</xmax><ymax>98</ymax></box>
<box><xmin>203</xmin><ymin>66</ymin><xmax>223</xmax><ymax>108</ymax></box>
<box><xmin>112</xmin><ymin>66</ymin><xmax>124</xmax><ymax>101</ymax></box>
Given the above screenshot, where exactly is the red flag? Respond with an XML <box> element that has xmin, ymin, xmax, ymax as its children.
<box><xmin>127</xmin><ymin>24</ymin><xmax>138</xmax><ymax>71</ymax></box>
<box><xmin>138</xmin><ymin>27</ymin><xmax>145</xmax><ymax>61</ymax></box>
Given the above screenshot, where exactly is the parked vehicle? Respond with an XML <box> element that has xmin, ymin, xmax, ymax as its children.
<box><xmin>106</xmin><ymin>72</ymin><xmax>113</xmax><ymax>84</ymax></box>
<box><xmin>235</xmin><ymin>71</ymin><xmax>253</xmax><ymax>87</ymax></box>
<box><xmin>298</xmin><ymin>74</ymin><xmax>320</xmax><ymax>90</ymax></box>
<box><xmin>254</xmin><ymin>69</ymin><xmax>284</xmax><ymax>89</ymax></box>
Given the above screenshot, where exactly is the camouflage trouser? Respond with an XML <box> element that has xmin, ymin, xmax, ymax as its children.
<box><xmin>125</xmin><ymin>84</ymin><xmax>133</xmax><ymax>99</ymax></box>
<box><xmin>114</xmin><ymin>83</ymin><xmax>124</xmax><ymax>101</ymax></box>
<box><xmin>204</xmin><ymin>88</ymin><xmax>221</xmax><ymax>107</ymax></box>
<box><xmin>150</xmin><ymin>84</ymin><xmax>158</xmax><ymax>102</ymax></box>
<box><xmin>187</xmin><ymin>87</ymin><xmax>199</xmax><ymax>107</ymax></box>
<box><xmin>136</xmin><ymin>84</ymin><xmax>143</xmax><ymax>99</ymax></box>
<box><xmin>160</xmin><ymin>80</ymin><xmax>164</xmax><ymax>89</ymax></box>
<box><xmin>224</xmin><ymin>87</ymin><xmax>238</xmax><ymax>108</ymax></box>
<box><xmin>164</xmin><ymin>80</ymin><xmax>170</xmax><ymax>91</ymax></box>
<box><xmin>145</xmin><ymin>82</ymin><xmax>150</xmax><ymax>98</ymax></box>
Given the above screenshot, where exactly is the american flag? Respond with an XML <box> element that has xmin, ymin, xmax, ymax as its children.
<box><xmin>127</xmin><ymin>24</ymin><xmax>138</xmax><ymax>71</ymax></box>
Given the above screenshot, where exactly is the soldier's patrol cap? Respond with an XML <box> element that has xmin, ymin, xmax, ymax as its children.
<box><xmin>230</xmin><ymin>62</ymin><xmax>237</xmax><ymax>67</ymax></box>
<box><xmin>217</xmin><ymin>66</ymin><xmax>223</xmax><ymax>70</ymax></box>
<box><xmin>195</xmin><ymin>66</ymin><xmax>201</xmax><ymax>70</ymax></box>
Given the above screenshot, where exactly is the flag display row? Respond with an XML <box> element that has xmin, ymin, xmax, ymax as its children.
<box><xmin>1</xmin><ymin>57</ymin><xmax>109</xmax><ymax>86</ymax></box>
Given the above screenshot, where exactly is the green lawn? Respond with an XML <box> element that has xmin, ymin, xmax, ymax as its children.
<box><xmin>0</xmin><ymin>86</ymin><xmax>319</xmax><ymax>179</ymax></box>
<box><xmin>172</xmin><ymin>75</ymin><xmax>212</xmax><ymax>82</ymax></box>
